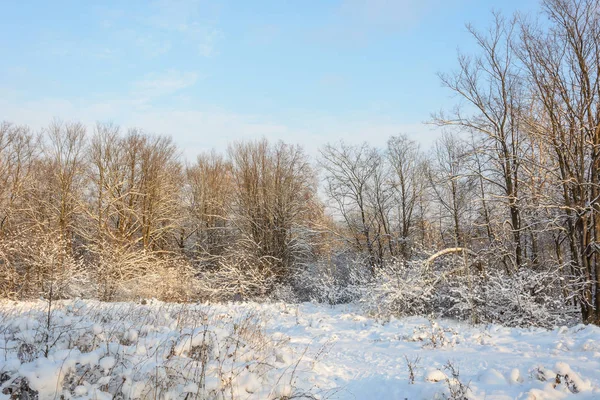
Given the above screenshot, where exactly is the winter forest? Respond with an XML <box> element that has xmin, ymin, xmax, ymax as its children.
<box><xmin>1</xmin><ymin>0</ymin><xmax>600</xmax><ymax>399</ymax></box>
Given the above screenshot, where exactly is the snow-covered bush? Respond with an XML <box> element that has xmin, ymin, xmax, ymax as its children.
<box><xmin>87</xmin><ymin>240</ymin><xmax>199</xmax><ymax>302</ymax></box>
<box><xmin>0</xmin><ymin>231</ymin><xmax>91</xmax><ymax>300</ymax></box>
<box><xmin>0</xmin><ymin>250</ymin><xmax>19</xmax><ymax>299</ymax></box>
<box><xmin>359</xmin><ymin>256</ymin><xmax>578</xmax><ymax>328</ymax></box>
<box><xmin>361</xmin><ymin>260</ymin><xmax>436</xmax><ymax>318</ymax></box>
<box><xmin>403</xmin><ymin>320</ymin><xmax>459</xmax><ymax>349</ymax></box>
<box><xmin>128</xmin><ymin>256</ymin><xmax>199</xmax><ymax>303</ymax></box>
<box><xmin>291</xmin><ymin>255</ymin><xmax>371</xmax><ymax>304</ymax></box>
<box><xmin>192</xmin><ymin>251</ymin><xmax>280</xmax><ymax>302</ymax></box>
<box><xmin>441</xmin><ymin>267</ymin><xmax>580</xmax><ymax>328</ymax></box>
<box><xmin>442</xmin><ymin>361</ymin><xmax>472</xmax><ymax>400</ymax></box>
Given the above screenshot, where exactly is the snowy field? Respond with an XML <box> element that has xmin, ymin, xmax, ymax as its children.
<box><xmin>1</xmin><ymin>300</ymin><xmax>599</xmax><ymax>399</ymax></box>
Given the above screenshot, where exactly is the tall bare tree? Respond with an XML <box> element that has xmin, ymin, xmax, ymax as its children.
<box><xmin>387</xmin><ymin>134</ymin><xmax>424</xmax><ymax>257</ymax></box>
<box><xmin>519</xmin><ymin>0</ymin><xmax>600</xmax><ymax>322</ymax></box>
<box><xmin>428</xmin><ymin>133</ymin><xmax>475</xmax><ymax>248</ymax></box>
<box><xmin>434</xmin><ymin>13</ymin><xmax>527</xmax><ymax>268</ymax></box>
<box><xmin>320</xmin><ymin>142</ymin><xmax>383</xmax><ymax>269</ymax></box>
<box><xmin>228</xmin><ymin>139</ymin><xmax>317</xmax><ymax>283</ymax></box>
<box><xmin>184</xmin><ymin>151</ymin><xmax>233</xmax><ymax>267</ymax></box>
<box><xmin>0</xmin><ymin>122</ymin><xmax>37</xmax><ymax>236</ymax></box>
<box><xmin>40</xmin><ymin>120</ymin><xmax>87</xmax><ymax>247</ymax></box>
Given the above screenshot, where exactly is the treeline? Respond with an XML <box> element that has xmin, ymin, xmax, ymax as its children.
<box><xmin>0</xmin><ymin>0</ymin><xmax>599</xmax><ymax>324</ymax></box>
<box><xmin>0</xmin><ymin>122</ymin><xmax>325</xmax><ymax>301</ymax></box>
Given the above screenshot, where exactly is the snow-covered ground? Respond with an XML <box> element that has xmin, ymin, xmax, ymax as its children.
<box><xmin>1</xmin><ymin>300</ymin><xmax>599</xmax><ymax>399</ymax></box>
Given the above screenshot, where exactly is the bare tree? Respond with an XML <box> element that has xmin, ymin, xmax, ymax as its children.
<box><xmin>387</xmin><ymin>134</ymin><xmax>425</xmax><ymax>257</ymax></box>
<box><xmin>320</xmin><ymin>142</ymin><xmax>383</xmax><ymax>270</ymax></box>
<box><xmin>466</xmin><ymin>134</ymin><xmax>496</xmax><ymax>247</ymax></box>
<box><xmin>519</xmin><ymin>0</ymin><xmax>600</xmax><ymax>322</ymax></box>
<box><xmin>184</xmin><ymin>150</ymin><xmax>233</xmax><ymax>267</ymax></box>
<box><xmin>0</xmin><ymin>120</ymin><xmax>88</xmax><ymax>298</ymax></box>
<box><xmin>0</xmin><ymin>122</ymin><xmax>39</xmax><ymax>298</ymax></box>
<box><xmin>368</xmin><ymin>150</ymin><xmax>395</xmax><ymax>261</ymax></box>
<box><xmin>86</xmin><ymin>124</ymin><xmax>183</xmax><ymax>299</ymax></box>
<box><xmin>228</xmin><ymin>139</ymin><xmax>317</xmax><ymax>284</ymax></box>
<box><xmin>0</xmin><ymin>122</ymin><xmax>37</xmax><ymax>236</ymax></box>
<box><xmin>40</xmin><ymin>120</ymin><xmax>87</xmax><ymax>248</ymax></box>
<box><xmin>428</xmin><ymin>133</ymin><xmax>475</xmax><ymax>248</ymax></box>
<box><xmin>434</xmin><ymin>13</ymin><xmax>527</xmax><ymax>269</ymax></box>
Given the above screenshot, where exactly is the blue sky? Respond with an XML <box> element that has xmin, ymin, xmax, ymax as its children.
<box><xmin>0</xmin><ymin>0</ymin><xmax>539</xmax><ymax>158</ymax></box>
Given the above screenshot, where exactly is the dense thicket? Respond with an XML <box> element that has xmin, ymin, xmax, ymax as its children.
<box><xmin>0</xmin><ymin>0</ymin><xmax>598</xmax><ymax>326</ymax></box>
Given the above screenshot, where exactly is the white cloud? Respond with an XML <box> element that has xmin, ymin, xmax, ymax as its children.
<box><xmin>122</xmin><ymin>108</ymin><xmax>442</xmax><ymax>160</ymax></box>
<box><xmin>134</xmin><ymin>34</ymin><xmax>172</xmax><ymax>57</ymax></box>
<box><xmin>311</xmin><ymin>0</ymin><xmax>459</xmax><ymax>45</ymax></box>
<box><xmin>339</xmin><ymin>0</ymin><xmax>419</xmax><ymax>26</ymax></box>
<box><xmin>0</xmin><ymin>92</ymin><xmax>442</xmax><ymax>162</ymax></box>
<box><xmin>196</xmin><ymin>27</ymin><xmax>221</xmax><ymax>57</ymax></box>
<box><xmin>144</xmin><ymin>0</ymin><xmax>223</xmax><ymax>57</ymax></box>
<box><xmin>95</xmin><ymin>1</ymin><xmax>222</xmax><ymax>58</ymax></box>
<box><xmin>338</xmin><ymin>0</ymin><xmax>451</xmax><ymax>29</ymax></box>
<box><xmin>146</xmin><ymin>0</ymin><xmax>209</xmax><ymax>30</ymax></box>
<box><xmin>132</xmin><ymin>70</ymin><xmax>200</xmax><ymax>99</ymax></box>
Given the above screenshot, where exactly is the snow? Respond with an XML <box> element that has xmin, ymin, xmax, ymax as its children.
<box><xmin>98</xmin><ymin>356</ymin><xmax>115</xmax><ymax>372</ymax></box>
<box><xmin>0</xmin><ymin>300</ymin><xmax>599</xmax><ymax>399</ymax></box>
<box><xmin>425</xmin><ymin>369</ymin><xmax>448</xmax><ymax>382</ymax></box>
